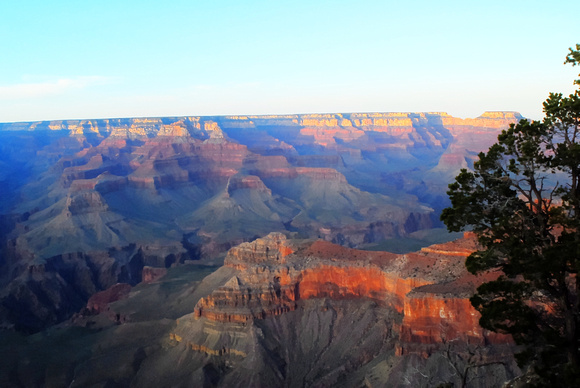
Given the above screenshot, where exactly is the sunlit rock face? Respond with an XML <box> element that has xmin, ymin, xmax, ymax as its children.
<box><xmin>189</xmin><ymin>233</ymin><xmax>510</xmax><ymax>344</ymax></box>
<box><xmin>161</xmin><ymin>233</ymin><xmax>517</xmax><ymax>387</ymax></box>
<box><xmin>396</xmin><ymin>240</ymin><xmax>512</xmax><ymax>356</ymax></box>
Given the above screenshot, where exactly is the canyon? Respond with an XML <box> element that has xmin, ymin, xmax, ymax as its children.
<box><xmin>0</xmin><ymin>112</ymin><xmax>522</xmax><ymax>331</ymax></box>
<box><xmin>0</xmin><ymin>111</ymin><xmax>523</xmax><ymax>386</ymax></box>
<box><xmin>0</xmin><ymin>233</ymin><xmax>518</xmax><ymax>387</ymax></box>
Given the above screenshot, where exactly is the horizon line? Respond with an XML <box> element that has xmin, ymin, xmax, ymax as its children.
<box><xmin>0</xmin><ymin>110</ymin><xmax>525</xmax><ymax>125</ymax></box>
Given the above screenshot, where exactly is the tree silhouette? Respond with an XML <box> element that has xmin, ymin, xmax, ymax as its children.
<box><xmin>441</xmin><ymin>44</ymin><xmax>580</xmax><ymax>386</ymax></box>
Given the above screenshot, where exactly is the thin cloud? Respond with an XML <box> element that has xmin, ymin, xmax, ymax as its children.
<box><xmin>0</xmin><ymin>76</ymin><xmax>114</xmax><ymax>100</ymax></box>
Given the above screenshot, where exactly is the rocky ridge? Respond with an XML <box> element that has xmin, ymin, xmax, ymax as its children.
<box><xmin>184</xmin><ymin>233</ymin><xmax>509</xmax><ymax>347</ymax></box>
<box><xmin>160</xmin><ymin>233</ymin><xmax>517</xmax><ymax>387</ymax></box>
<box><xmin>0</xmin><ymin>234</ymin><xmax>519</xmax><ymax>387</ymax></box>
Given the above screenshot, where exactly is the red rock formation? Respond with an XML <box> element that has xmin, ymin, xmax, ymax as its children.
<box><xmin>195</xmin><ymin>234</ymin><xmax>490</xmax><ymax>343</ymax></box>
<box><xmin>396</xmin><ymin>274</ymin><xmax>512</xmax><ymax>356</ymax></box>
<box><xmin>192</xmin><ymin>232</ymin><xmax>513</xmax><ymax>357</ymax></box>
<box><xmin>225</xmin><ymin>232</ymin><xmax>295</xmax><ymax>268</ymax></box>
<box><xmin>253</xmin><ymin>167</ymin><xmax>347</xmax><ymax>182</ymax></box>
<box><xmin>86</xmin><ymin>283</ymin><xmax>131</xmax><ymax>314</ymax></box>
<box><xmin>226</xmin><ymin>175</ymin><xmax>271</xmax><ymax>194</ymax></box>
<box><xmin>298</xmin><ymin>266</ymin><xmax>413</xmax><ymax>306</ymax></box>
<box><xmin>193</xmin><ymin>276</ymin><xmax>298</xmax><ymax>323</ymax></box>
<box><xmin>141</xmin><ymin>266</ymin><xmax>167</xmax><ymax>283</ymax></box>
<box><xmin>300</xmin><ymin>126</ymin><xmax>365</xmax><ymax>146</ymax></box>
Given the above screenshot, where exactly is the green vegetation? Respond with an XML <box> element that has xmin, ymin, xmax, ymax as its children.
<box><xmin>441</xmin><ymin>45</ymin><xmax>580</xmax><ymax>386</ymax></box>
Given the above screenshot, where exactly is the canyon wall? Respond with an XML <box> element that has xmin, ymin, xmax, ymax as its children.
<box><xmin>188</xmin><ymin>234</ymin><xmax>507</xmax><ymax>345</ymax></box>
<box><xmin>0</xmin><ymin>232</ymin><xmax>520</xmax><ymax>387</ymax></box>
<box><xmin>0</xmin><ymin>111</ymin><xmax>521</xmax><ymax>331</ymax></box>
<box><xmin>161</xmin><ymin>233</ymin><xmax>517</xmax><ymax>387</ymax></box>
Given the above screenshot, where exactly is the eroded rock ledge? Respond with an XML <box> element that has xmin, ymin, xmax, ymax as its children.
<box><xmin>178</xmin><ymin>232</ymin><xmax>511</xmax><ymax>359</ymax></box>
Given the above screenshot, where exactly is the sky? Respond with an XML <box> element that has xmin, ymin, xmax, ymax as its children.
<box><xmin>1</xmin><ymin>0</ymin><xmax>579</xmax><ymax>123</ymax></box>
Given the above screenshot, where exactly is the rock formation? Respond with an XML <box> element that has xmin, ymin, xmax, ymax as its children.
<box><xmin>85</xmin><ymin>283</ymin><xmax>131</xmax><ymax>314</ymax></box>
<box><xmin>185</xmin><ymin>233</ymin><xmax>507</xmax><ymax>342</ymax></box>
<box><xmin>0</xmin><ymin>234</ymin><xmax>520</xmax><ymax>387</ymax></box>
<box><xmin>158</xmin><ymin>233</ymin><xmax>517</xmax><ymax>387</ymax></box>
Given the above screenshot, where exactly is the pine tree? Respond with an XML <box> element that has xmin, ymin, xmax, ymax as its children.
<box><xmin>441</xmin><ymin>45</ymin><xmax>580</xmax><ymax>386</ymax></box>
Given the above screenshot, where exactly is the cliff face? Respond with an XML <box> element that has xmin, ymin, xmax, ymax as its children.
<box><xmin>85</xmin><ymin>283</ymin><xmax>132</xmax><ymax>314</ymax></box>
<box><xmin>188</xmin><ymin>233</ymin><xmax>509</xmax><ymax>347</ymax></box>
<box><xmin>160</xmin><ymin>233</ymin><xmax>517</xmax><ymax>387</ymax></box>
<box><xmin>0</xmin><ymin>246</ymin><xmax>151</xmax><ymax>331</ymax></box>
<box><xmin>2</xmin><ymin>114</ymin><xmax>446</xmax><ymax>261</ymax></box>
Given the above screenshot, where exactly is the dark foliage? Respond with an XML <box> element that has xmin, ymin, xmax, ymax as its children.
<box><xmin>441</xmin><ymin>45</ymin><xmax>580</xmax><ymax>386</ymax></box>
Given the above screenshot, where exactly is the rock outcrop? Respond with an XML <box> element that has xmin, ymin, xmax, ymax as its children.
<box><xmin>85</xmin><ymin>283</ymin><xmax>132</xmax><ymax>314</ymax></box>
<box><xmin>189</xmin><ymin>233</ymin><xmax>507</xmax><ymax>346</ymax></box>
<box><xmin>161</xmin><ymin>233</ymin><xmax>518</xmax><ymax>387</ymax></box>
<box><xmin>141</xmin><ymin>266</ymin><xmax>168</xmax><ymax>283</ymax></box>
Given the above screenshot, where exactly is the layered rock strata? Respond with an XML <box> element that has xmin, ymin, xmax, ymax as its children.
<box><xmin>0</xmin><ymin>111</ymin><xmax>521</xmax><ymax>332</ymax></box>
<box><xmin>0</xmin><ymin>111</ymin><xmax>520</xmax><ymax>261</ymax></box>
<box><xmin>0</xmin><ymin>112</ymin><xmax>521</xmax><ymax>137</ymax></box>
<box><xmin>175</xmin><ymin>233</ymin><xmax>511</xmax><ymax>360</ymax></box>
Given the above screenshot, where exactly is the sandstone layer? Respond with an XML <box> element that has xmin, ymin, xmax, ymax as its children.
<box><xmin>187</xmin><ymin>233</ymin><xmax>508</xmax><ymax>345</ymax></box>
<box><xmin>160</xmin><ymin>233</ymin><xmax>517</xmax><ymax>387</ymax></box>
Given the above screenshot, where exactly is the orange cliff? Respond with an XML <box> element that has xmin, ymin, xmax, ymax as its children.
<box><xmin>396</xmin><ymin>271</ymin><xmax>512</xmax><ymax>356</ymax></box>
<box><xmin>191</xmin><ymin>233</ymin><xmax>512</xmax><ymax>352</ymax></box>
<box><xmin>441</xmin><ymin>111</ymin><xmax>523</xmax><ymax>131</ymax></box>
<box><xmin>0</xmin><ymin>111</ymin><xmax>521</xmax><ymax>140</ymax></box>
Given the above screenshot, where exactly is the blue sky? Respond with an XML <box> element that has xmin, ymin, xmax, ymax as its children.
<box><xmin>1</xmin><ymin>0</ymin><xmax>579</xmax><ymax>122</ymax></box>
